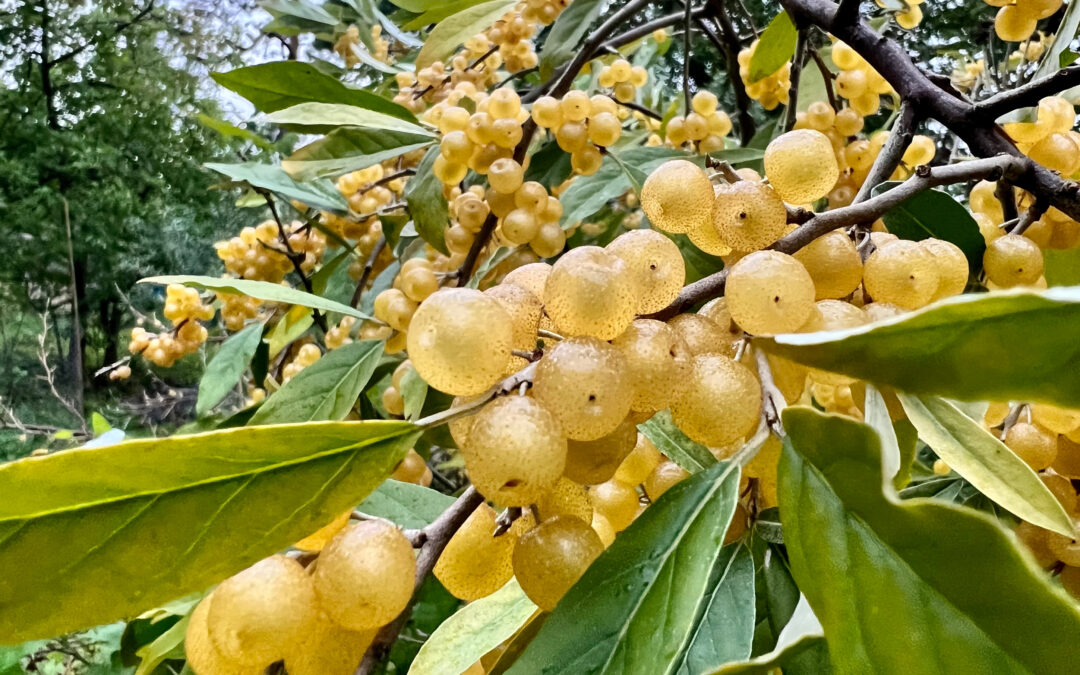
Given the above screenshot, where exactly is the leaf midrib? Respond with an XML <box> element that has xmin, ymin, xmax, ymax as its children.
<box><xmin>0</xmin><ymin>427</ymin><xmax>410</xmax><ymax>524</ymax></box>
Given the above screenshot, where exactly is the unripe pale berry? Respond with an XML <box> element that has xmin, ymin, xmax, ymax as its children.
<box><xmin>672</xmin><ymin>354</ymin><xmax>761</xmax><ymax>447</ymax></box>
<box><xmin>533</xmin><ymin>337</ymin><xmax>633</xmax><ymax>441</ymax></box>
<box><xmin>725</xmin><ymin>251</ymin><xmax>817</xmax><ymax>334</ymax></box>
<box><xmin>513</xmin><ymin>516</ymin><xmax>604</xmax><ymax>611</ymax></box>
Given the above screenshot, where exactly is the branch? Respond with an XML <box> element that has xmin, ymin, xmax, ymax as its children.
<box><xmin>833</xmin><ymin>0</ymin><xmax>862</xmax><ymax>27</ymax></box>
<box><xmin>974</xmin><ymin>65</ymin><xmax>1080</xmax><ymax>121</ymax></box>
<box><xmin>705</xmin><ymin>1</ymin><xmax>756</xmax><ymax>145</ymax></box>
<box><xmin>683</xmin><ymin>0</ymin><xmax>694</xmax><ymax>113</ymax></box>
<box><xmin>350</xmin><ymin>236</ymin><xmax>386</xmax><ymax>308</ymax></box>
<box><xmin>355</xmin><ymin>487</ymin><xmax>484</xmax><ymax>675</ymax></box>
<box><xmin>852</xmin><ymin>100</ymin><xmax>917</xmax><ymax>204</ymax></box>
<box><xmin>261</xmin><ymin>192</ymin><xmax>328</xmax><ymax>332</ymax></box>
<box><xmin>47</xmin><ymin>2</ymin><xmax>155</xmax><ymax>67</ymax></box>
<box><xmin>807</xmin><ymin>46</ymin><xmax>839</xmax><ymax>111</ymax></box>
<box><xmin>783</xmin><ymin>29</ymin><xmax>809</xmax><ymax>132</ymax></box>
<box><xmin>754</xmin><ymin>348</ymin><xmax>786</xmax><ymax>436</ymax></box>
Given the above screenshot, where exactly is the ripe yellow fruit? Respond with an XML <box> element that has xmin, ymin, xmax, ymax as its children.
<box><xmin>207</xmin><ymin>556</ymin><xmax>319</xmax><ymax>668</ymax></box>
<box><xmin>1004</xmin><ymin>422</ymin><xmax>1058</xmax><ymax>470</ymax></box>
<box><xmin>592</xmin><ymin>512</ymin><xmax>617</xmax><ymax>547</ymax></box>
<box><xmin>614</xmin><ymin>434</ymin><xmax>664</xmax><ymax>485</ymax></box>
<box><xmin>283</xmin><ymin>615</ymin><xmax>374</xmax><ymax>675</ymax></box>
<box><xmin>533</xmin><ymin>337</ymin><xmax>633</xmax><ymax>440</ymax></box>
<box><xmin>763</xmin><ymin>129</ymin><xmax>840</xmax><ymax>204</ymax></box>
<box><xmin>484</xmin><ymin>283</ymin><xmax>543</xmax><ymax>370</ymax></box>
<box><xmin>672</xmin><ymin>354</ymin><xmax>761</xmax><ymax>446</ymax></box>
<box><xmin>312</xmin><ymin>521</ymin><xmax>416</xmax><ymax>631</ymax></box>
<box><xmin>611</xmin><ymin>319</ymin><xmax>693</xmax><ymax>412</ymax></box>
<box><xmin>293</xmin><ymin>509</ymin><xmax>352</xmax><ymax>552</ymax></box>
<box><xmin>543</xmin><ymin>246</ymin><xmax>639</xmax><ymax>340</ymax></box>
<box><xmin>435</xmin><ymin>504</ymin><xmax>532</xmax><ymax>601</ymax></box>
<box><xmin>565</xmin><ymin>416</ymin><xmax>638</xmax><ymax>484</ymax></box>
<box><xmin>1015</xmin><ymin>520</ymin><xmax>1058</xmax><ymax>568</ymax></box>
<box><xmin>640</xmin><ymin>159</ymin><xmax>714</xmax><ymax>234</ymax></box>
<box><xmin>711</xmin><ymin>181</ymin><xmax>788</xmax><ymax>251</ymax></box>
<box><xmin>807</xmin><ymin>300</ymin><xmax>866</xmax><ymax>385</ymax></box>
<box><xmin>921</xmin><ymin>238</ymin><xmax>969</xmax><ymax>301</ymax></box>
<box><xmin>605</xmin><ymin>229</ymin><xmax>685</xmax><ymax>313</ymax></box>
<box><xmin>186</xmin><ymin>594</ymin><xmax>262</xmax><ymax>675</ymax></box>
<box><xmin>590</xmin><ymin>479</ymin><xmax>640</xmax><ymax>531</ymax></box>
<box><xmin>1047</xmin><ymin>520</ymin><xmax>1080</xmax><ymax>566</ymax></box>
<box><xmin>537</xmin><ymin>476</ymin><xmax>594</xmax><ymax>522</ymax></box>
<box><xmin>688</xmin><ymin>213</ymin><xmax>734</xmax><ymax>256</ymax></box>
<box><xmin>512</xmin><ymin>516</ymin><xmax>604</xmax><ymax>611</ymax></box>
<box><xmin>502</xmin><ymin>261</ymin><xmax>551</xmax><ymax>300</ymax></box>
<box><xmin>1031</xmin><ymin>404</ymin><xmax>1080</xmax><ymax>435</ymax></box>
<box><xmin>392</xmin><ymin>448</ymin><xmax>433</xmax><ymax>486</ymax></box>
<box><xmin>983</xmin><ymin>234</ymin><xmax>1044</xmax><ymax>288</ymax></box>
<box><xmin>668</xmin><ymin>312</ymin><xmax>736</xmax><ymax>357</ymax></box>
<box><xmin>642</xmin><ymin>460</ymin><xmax>690</xmax><ymax>501</ymax></box>
<box><xmin>725</xmin><ymin>251</ymin><xmax>817</xmax><ymax>335</ymax></box>
<box><xmin>462</xmin><ymin>395</ymin><xmax>567</xmax><ymax>505</ymax></box>
<box><xmin>863</xmin><ymin>240</ymin><xmax>940</xmax><ymax>309</ymax></box>
<box><xmin>407</xmin><ymin>289</ymin><xmax>514</xmax><ymax>395</ymax></box>
<box><xmin>793</xmin><ymin>231</ymin><xmax>863</xmax><ymax>300</ymax></box>
<box><xmin>995</xmin><ymin>5</ymin><xmax>1037</xmax><ymax>43</ymax></box>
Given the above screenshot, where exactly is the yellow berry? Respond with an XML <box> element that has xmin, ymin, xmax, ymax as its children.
<box><xmin>533</xmin><ymin>336</ymin><xmax>633</xmax><ymax>441</ymax></box>
<box><xmin>614</xmin><ymin>434</ymin><xmax>664</xmax><ymax>485</ymax></box>
<box><xmin>564</xmin><ymin>416</ymin><xmax>639</xmax><ymax>485</ymax></box>
<box><xmin>589</xmin><ymin>479</ymin><xmax>639</xmax><ymax>531</ymax></box>
<box><xmin>711</xmin><ymin>181</ymin><xmax>788</xmax><ymax>251</ymax></box>
<box><xmin>611</xmin><ymin>319</ymin><xmax>693</xmax><ymax>412</ymax></box>
<box><xmin>921</xmin><ymin>238</ymin><xmax>969</xmax><ymax>301</ymax></box>
<box><xmin>793</xmin><ymin>231</ymin><xmax>863</xmax><ymax>300</ymax></box>
<box><xmin>1004</xmin><ymin>422</ymin><xmax>1058</xmax><ymax>470</ymax></box>
<box><xmin>543</xmin><ymin>246</ymin><xmax>639</xmax><ymax>339</ymax></box>
<box><xmin>863</xmin><ymin>240</ymin><xmax>940</xmax><ymax>309</ymax></box>
<box><xmin>763</xmin><ymin>129</ymin><xmax>840</xmax><ymax>204</ymax></box>
<box><xmin>435</xmin><ymin>504</ymin><xmax>531</xmax><ymax>601</ymax></box>
<box><xmin>513</xmin><ymin>516</ymin><xmax>603</xmax><ymax>611</ymax></box>
<box><xmin>672</xmin><ymin>354</ymin><xmax>761</xmax><ymax>446</ymax></box>
<box><xmin>641</xmin><ymin>160</ymin><xmax>713</xmax><ymax>234</ymax></box>
<box><xmin>643</xmin><ymin>460</ymin><xmax>690</xmax><ymax>501</ymax></box>
<box><xmin>983</xmin><ymin>234</ymin><xmax>1044</xmax><ymax>288</ymax></box>
<box><xmin>605</xmin><ymin>229</ymin><xmax>685</xmax><ymax>313</ymax></box>
<box><xmin>726</xmin><ymin>251</ymin><xmax>817</xmax><ymax>334</ymax></box>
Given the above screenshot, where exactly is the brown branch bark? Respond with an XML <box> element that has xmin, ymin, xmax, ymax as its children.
<box><xmin>974</xmin><ymin>65</ymin><xmax>1080</xmax><ymax>121</ymax></box>
<box><xmin>707</xmin><ymin>0</ymin><xmax>756</xmax><ymax>145</ymax></box>
<box><xmin>852</xmin><ymin>100</ymin><xmax>917</xmax><ymax>204</ymax></box>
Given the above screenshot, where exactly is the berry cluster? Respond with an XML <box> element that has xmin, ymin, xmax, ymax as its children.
<box><xmin>531</xmin><ymin>90</ymin><xmax>625</xmax><ymax>175</ymax></box>
<box><xmin>431</xmin><ymin>87</ymin><xmax>528</xmax><ymax>185</ymax></box>
<box><xmin>738</xmin><ymin>40</ymin><xmax>792</xmax><ymax>110</ymax></box>
<box><xmin>597</xmin><ymin>57</ymin><xmax>649</xmax><ymax>103</ymax></box>
<box><xmin>215</xmin><ymin>221</ymin><xmax>326</xmax><ymax>282</ymax></box>
<box><xmin>831</xmin><ymin>40</ymin><xmax>894</xmax><ymax>117</ymax></box>
<box><xmin>129</xmin><ymin>285</ymin><xmax>214</xmax><ymax>368</ymax></box>
<box><xmin>665</xmin><ymin>91</ymin><xmax>733</xmax><ymax>153</ymax></box>
<box><xmin>282</xmin><ymin>343</ymin><xmax>322</xmax><ymax>383</ymax></box>
<box><xmin>218</xmin><ymin>292</ymin><xmax>260</xmax><ymax>332</ymax></box>
<box><xmin>990</xmin><ymin>0</ymin><xmax>1061</xmax><ymax>43</ymax></box>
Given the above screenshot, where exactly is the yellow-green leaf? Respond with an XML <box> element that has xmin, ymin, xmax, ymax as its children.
<box><xmin>140</xmin><ymin>275</ymin><xmax>373</xmax><ymax>321</ymax></box>
<box><xmin>897</xmin><ymin>394</ymin><xmax>1073</xmax><ymax>536</ymax></box>
<box><xmin>0</xmin><ymin>420</ymin><xmax>418</xmax><ymax>644</ymax></box>
<box><xmin>415</xmin><ymin>0</ymin><xmax>519</xmax><ymax>69</ymax></box>
<box><xmin>748</xmin><ymin>11</ymin><xmax>796</xmax><ymax>83</ymax></box>
<box><xmin>263</xmin><ymin>102</ymin><xmax>436</xmax><ymax>136</ymax></box>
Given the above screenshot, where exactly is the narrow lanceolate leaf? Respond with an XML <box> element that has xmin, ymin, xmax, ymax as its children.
<box><xmin>140</xmin><ymin>275</ymin><xmax>373</xmax><ymax>322</ymax></box>
<box><xmin>779</xmin><ymin>406</ymin><xmax>1080</xmax><ymax>675</ymax></box>
<box><xmin>748</xmin><ymin>11</ymin><xmax>796</xmax><ymax>83</ymax></box>
<box><xmin>405</xmin><ymin>147</ymin><xmax>450</xmax><ymax>254</ymax></box>
<box><xmin>400</xmin><ymin>367</ymin><xmax>429</xmax><ymax>422</ymax></box>
<box><xmin>415</xmin><ymin>0</ymin><xmax>519</xmax><ymax>68</ymax></box>
<box><xmin>252</xmin><ymin>340</ymin><xmax>384</xmax><ymax>425</ymax></box>
<box><xmin>870</xmin><ymin>182</ymin><xmax>985</xmax><ymax>270</ymax></box>
<box><xmin>357</xmin><ymin>480</ymin><xmax>454</xmax><ymax>529</ymax></box>
<box><xmin>0</xmin><ymin>420</ymin><xmax>419</xmax><ymax>643</ymax></box>
<box><xmin>862</xmin><ymin>385</ymin><xmax>900</xmax><ymax>485</ymax></box>
<box><xmin>283</xmin><ymin>127</ymin><xmax>433</xmax><ymax>180</ymax></box>
<box><xmin>538</xmin><ymin>0</ymin><xmax>604</xmax><ymax>78</ymax></box>
<box><xmin>673</xmin><ymin>545</ymin><xmax>755</xmax><ymax>675</ymax></box>
<box><xmin>211</xmin><ymin>61</ymin><xmax>416</xmax><ymax>120</ymax></box>
<box><xmin>897</xmin><ymin>394</ymin><xmax>1073</xmax><ymax>536</ymax></box>
<box><xmin>204</xmin><ymin>161</ymin><xmax>348</xmax><ymax>213</ymax></box>
<box><xmin>263</xmin><ymin>102</ymin><xmax>435</xmax><ymax>136</ymax></box>
<box><xmin>759</xmin><ymin>286</ymin><xmax>1080</xmax><ymax>407</ymax></box>
<box><xmin>638</xmin><ymin>410</ymin><xmax>717</xmax><ymax>473</ymax></box>
<box><xmin>714</xmin><ymin>595</ymin><xmax>827</xmax><ymax>675</ymax></box>
<box><xmin>411</xmin><ymin>579</ymin><xmax>538</xmax><ymax>675</ymax></box>
<box><xmin>196</xmin><ymin>323</ymin><xmax>265</xmax><ymax>417</ymax></box>
<box><xmin>508</xmin><ymin>460</ymin><xmax>741</xmax><ymax>674</ymax></box>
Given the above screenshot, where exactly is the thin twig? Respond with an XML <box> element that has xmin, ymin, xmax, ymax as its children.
<box><xmin>704</xmin><ymin>2</ymin><xmax>756</xmax><ymax>145</ymax></box>
<box><xmin>852</xmin><ymin>100</ymin><xmax>917</xmax><ymax>204</ymax></box>
<box><xmin>808</xmin><ymin>46</ymin><xmax>839</xmax><ymax>111</ymax></box>
<box><xmin>783</xmin><ymin>29</ymin><xmax>809</xmax><ymax>132</ymax></box>
<box><xmin>261</xmin><ymin>191</ymin><xmax>328</xmax><ymax>331</ymax></box>
<box><xmin>350</xmin><ymin>236</ymin><xmax>387</xmax><ymax>308</ymax></box>
<box><xmin>1012</xmin><ymin>199</ymin><xmax>1048</xmax><ymax>236</ymax></box>
<box><xmin>683</xmin><ymin>0</ymin><xmax>693</xmax><ymax>113</ymax></box>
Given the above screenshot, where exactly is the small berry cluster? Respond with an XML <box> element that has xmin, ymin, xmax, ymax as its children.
<box><xmin>531</xmin><ymin>90</ymin><xmax>624</xmax><ymax>175</ymax></box>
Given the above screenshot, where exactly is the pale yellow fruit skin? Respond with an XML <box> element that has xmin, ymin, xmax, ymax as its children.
<box><xmin>1031</xmin><ymin>403</ymin><xmax>1080</xmax><ymax>435</ymax></box>
<box><xmin>863</xmin><ymin>240</ymin><xmax>940</xmax><ymax>309</ymax></box>
<box><xmin>407</xmin><ymin>288</ymin><xmax>513</xmax><ymax>395</ymax></box>
<box><xmin>484</xmin><ymin>283</ymin><xmax>543</xmax><ymax>371</ymax></box>
<box><xmin>793</xmin><ymin>231</ymin><xmax>863</xmax><ymax>300</ymax></box>
<box><xmin>283</xmin><ymin>614</ymin><xmax>374</xmax><ymax>675</ymax></box>
<box><xmin>688</xmin><ymin>216</ymin><xmax>734</xmax><ymax>256</ymax></box>
<box><xmin>711</xmin><ymin>180</ymin><xmax>788</xmax><ymax>251</ymax></box>
<box><xmin>532</xmin><ymin>337</ymin><xmax>633</xmax><ymax>440</ymax></box>
<box><xmin>312</xmin><ymin>521</ymin><xmax>416</xmax><ymax>631</ymax></box>
<box><xmin>537</xmin><ymin>477</ymin><xmax>594</xmax><ymax>522</ymax></box>
<box><xmin>745</xmin><ymin>435</ymin><xmax>782</xmax><ymax>509</ymax></box>
<box><xmin>606</xmin><ymin>229</ymin><xmax>686</xmax><ymax>313</ymax></box>
<box><xmin>611</xmin><ymin>319</ymin><xmax>693</xmax><ymax>412</ymax></box>
<box><xmin>983</xmin><ymin>234</ymin><xmax>1044</xmax><ymax>288</ymax></box>
<box><xmin>544</xmin><ymin>246</ymin><xmax>639</xmax><ymax>340</ymax></box>
<box><xmin>434</xmin><ymin>504</ymin><xmax>533</xmax><ymax>601</ymax></box>
<box><xmin>565</xmin><ymin>416</ymin><xmax>639</xmax><ymax>484</ymax></box>
<box><xmin>667</xmin><ymin>313</ymin><xmax>735</xmax><ymax>357</ymax></box>
<box><xmin>725</xmin><ymin>251</ymin><xmax>816</xmax><ymax>335</ymax></box>
<box><xmin>640</xmin><ymin>159</ymin><xmax>714</xmax><ymax>234</ymax></box>
<box><xmin>591</xmin><ymin>512</ymin><xmax>617</xmax><ymax>547</ymax></box>
<box><xmin>293</xmin><ymin>509</ymin><xmax>352</xmax><ymax>552</ymax></box>
<box><xmin>614</xmin><ymin>434</ymin><xmax>664</xmax><ymax>485</ymax></box>
<box><xmin>462</xmin><ymin>395</ymin><xmax>567</xmax><ymax>505</ymax></box>
<box><xmin>672</xmin><ymin>354</ymin><xmax>761</xmax><ymax>447</ymax></box>
<box><xmin>921</xmin><ymin>238</ymin><xmax>969</xmax><ymax>301</ymax></box>
<box><xmin>513</xmin><ymin>516</ymin><xmax>604</xmax><ymax>611</ymax></box>
<box><xmin>589</xmin><ymin>479</ymin><xmax>639</xmax><ymax>531</ymax></box>
<box><xmin>502</xmin><ymin>262</ymin><xmax>552</xmax><ymax>300</ymax></box>
<box><xmin>186</xmin><ymin>594</ymin><xmax>263</xmax><ymax>675</ymax></box>
<box><xmin>207</xmin><ymin>556</ymin><xmax>319</xmax><ymax>668</ymax></box>
<box><xmin>1004</xmin><ymin>422</ymin><xmax>1058</xmax><ymax>471</ymax></box>
<box><xmin>763</xmin><ymin>129</ymin><xmax>840</xmax><ymax>204</ymax></box>
<box><xmin>642</xmin><ymin>460</ymin><xmax>690</xmax><ymax>501</ymax></box>
<box><xmin>806</xmin><ymin>300</ymin><xmax>866</xmax><ymax>386</ymax></box>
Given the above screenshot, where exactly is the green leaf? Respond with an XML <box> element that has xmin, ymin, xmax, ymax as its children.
<box><xmin>897</xmin><ymin>394</ymin><xmax>1073</xmax><ymax>536</ymax></box>
<box><xmin>263</xmin><ymin>102</ymin><xmax>435</xmax><ymax>136</ymax></box>
<box><xmin>714</xmin><ymin>595</ymin><xmax>827</xmax><ymax>675</ymax></box>
<box><xmin>415</xmin><ymin>0</ymin><xmax>519</xmax><ymax>68</ymax></box>
<box><xmin>1034</xmin><ymin>0</ymin><xmax>1080</xmax><ymax>84</ymax></box>
<box><xmin>637</xmin><ymin>410</ymin><xmax>718</xmax><ymax>474</ymax></box>
<box><xmin>251</xmin><ymin>340</ymin><xmax>384</xmax><ymax>424</ymax></box>
<box><xmin>261</xmin><ymin>0</ymin><xmax>339</xmax><ymax>25</ymax></box>
<box><xmin>538</xmin><ymin>0</ymin><xmax>604</xmax><ymax>78</ymax></box>
<box><xmin>758</xmin><ymin>286</ymin><xmax>1080</xmax><ymax>407</ymax></box>
<box><xmin>674</xmin><ymin>545</ymin><xmax>756</xmax><ymax>675</ymax></box>
<box><xmin>266</xmin><ymin>305</ymin><xmax>314</xmax><ymax>358</ymax></box>
<box><xmin>0</xmin><ymin>420</ymin><xmax>419</xmax><ymax>643</ymax></box>
<box><xmin>1044</xmin><ymin>247</ymin><xmax>1080</xmax><ymax>286</ymax></box>
<box><xmin>508</xmin><ymin>460</ymin><xmax>741</xmax><ymax>673</ymax></box>
<box><xmin>862</xmin><ymin>384</ymin><xmax>901</xmax><ymax>485</ymax></box>
<box><xmin>402</xmin><ymin>0</ymin><xmax>493</xmax><ymax>31</ymax></box>
<box><xmin>140</xmin><ymin>275</ymin><xmax>373</xmax><ymax>322</ymax></box>
<box><xmin>522</xmin><ymin>141</ymin><xmax>573</xmax><ymax>190</ymax></box>
<box><xmin>196</xmin><ymin>323</ymin><xmax>265</xmax><ymax>417</ymax></box>
<box><xmin>283</xmin><ymin>127</ymin><xmax>434</xmax><ymax>180</ymax></box>
<box><xmin>1062</xmin><ymin>49</ymin><xmax>1080</xmax><ymax>68</ymax></box>
<box><xmin>748</xmin><ymin>11</ymin><xmax>796</xmax><ymax>83</ymax></box>
<box><xmin>405</xmin><ymin>147</ymin><xmax>450</xmax><ymax>254</ymax></box>
<box><xmin>195</xmin><ymin>113</ymin><xmax>274</xmax><ymax>150</ymax></box>
<box><xmin>211</xmin><ymin>61</ymin><xmax>416</xmax><ymax>120</ymax></box>
<box><xmin>358</xmin><ymin>480</ymin><xmax>454</xmax><ymax>529</ymax></box>
<box><xmin>779</xmin><ymin>406</ymin><xmax>1080</xmax><ymax>675</ymax></box>
<box><xmin>400</xmin><ymin>367</ymin><xmax>429</xmax><ymax>422</ymax></box>
<box><xmin>871</xmin><ymin>182</ymin><xmax>985</xmax><ymax>270</ymax></box>
<box><xmin>204</xmin><ymin>161</ymin><xmax>349</xmax><ymax>213</ymax></box>
<box><xmin>411</xmin><ymin>579</ymin><xmax>538</xmax><ymax>675</ymax></box>
<box><xmin>90</xmin><ymin>412</ymin><xmax>112</xmax><ymax>437</ymax></box>
<box><xmin>133</xmin><ymin>613</ymin><xmax>189</xmax><ymax>675</ymax></box>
